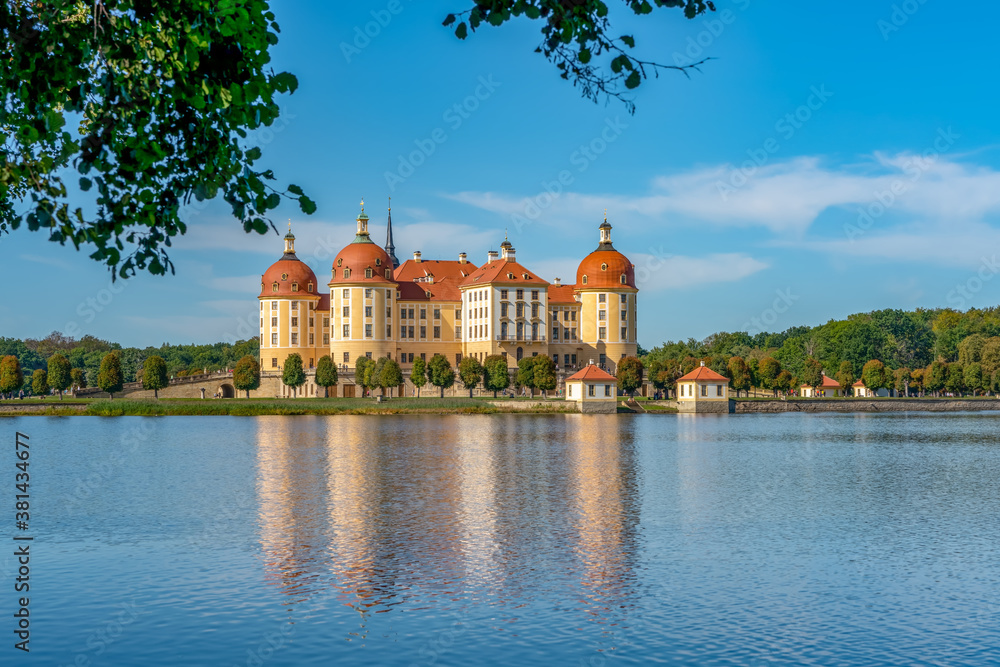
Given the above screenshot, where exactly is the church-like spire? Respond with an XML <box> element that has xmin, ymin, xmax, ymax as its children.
<box><xmin>385</xmin><ymin>197</ymin><xmax>399</xmax><ymax>267</ymax></box>
<box><xmin>283</xmin><ymin>219</ymin><xmax>296</xmax><ymax>257</ymax></box>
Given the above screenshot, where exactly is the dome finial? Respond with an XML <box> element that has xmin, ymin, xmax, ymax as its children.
<box><xmin>604</xmin><ymin>208</ymin><xmax>607</xmax><ymax>222</ymax></box>
<box><xmin>360</xmin><ymin>197</ymin><xmax>365</xmax><ymax>213</ymax></box>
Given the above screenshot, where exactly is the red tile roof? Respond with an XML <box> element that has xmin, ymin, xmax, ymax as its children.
<box><xmin>315</xmin><ymin>293</ymin><xmax>330</xmax><ymax>311</ymax></box>
<box><xmin>800</xmin><ymin>375</ymin><xmax>842</xmax><ymax>388</ymax></box>
<box><xmin>566</xmin><ymin>364</ymin><xmax>617</xmax><ymax>382</ymax></box>
<box><xmin>460</xmin><ymin>258</ymin><xmax>549</xmax><ymax>287</ymax></box>
<box><xmin>395</xmin><ymin>277</ymin><xmax>463</xmax><ymax>302</ymax></box>
<box><xmin>393</xmin><ymin>259</ymin><xmax>477</xmax><ymax>283</ymax></box>
<box><xmin>677</xmin><ymin>365</ymin><xmax>729</xmax><ymax>382</ymax></box>
<box><xmin>852</xmin><ymin>380</ymin><xmax>866</xmax><ymax>387</ymax></box>
<box><xmin>547</xmin><ymin>284</ymin><xmax>578</xmax><ymax>304</ymax></box>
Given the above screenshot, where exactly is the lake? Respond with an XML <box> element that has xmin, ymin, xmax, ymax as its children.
<box><xmin>6</xmin><ymin>413</ymin><xmax>1000</xmax><ymax>666</ymax></box>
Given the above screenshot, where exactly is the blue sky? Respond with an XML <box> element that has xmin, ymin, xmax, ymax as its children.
<box><xmin>4</xmin><ymin>0</ymin><xmax>1000</xmax><ymax>348</ymax></box>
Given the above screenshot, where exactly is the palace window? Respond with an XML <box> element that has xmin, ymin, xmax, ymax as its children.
<box><xmin>271</xmin><ymin>301</ymin><xmax>278</xmax><ymax>310</ymax></box>
<box><xmin>271</xmin><ymin>333</ymin><xmax>278</xmax><ymax>346</ymax></box>
<box><xmin>571</xmin><ymin>311</ymin><xmax>577</xmax><ymax>321</ymax></box>
<box><xmin>271</xmin><ymin>317</ymin><xmax>277</xmax><ymax>327</ymax></box>
<box><xmin>400</xmin><ymin>307</ymin><xmax>406</xmax><ymax>319</ymax></box>
<box><xmin>291</xmin><ymin>333</ymin><xmax>298</xmax><ymax>345</ymax></box>
<box><xmin>599</xmin><ymin>310</ymin><xmax>606</xmax><ymax>321</ymax></box>
<box><xmin>343</xmin><ymin>306</ymin><xmax>349</xmax><ymax>317</ymax></box>
<box><xmin>308</xmin><ymin>282</ymin><xmax>314</xmax><ymax>292</ymax></box>
<box><xmin>342</xmin><ymin>289</ymin><xmax>349</xmax><ymax>298</ymax></box>
<box><xmin>291</xmin><ymin>317</ymin><xmax>298</xmax><ymax>327</ymax></box>
<box><xmin>598</xmin><ymin>327</ymin><xmax>606</xmax><ymax>340</ymax></box>
<box><xmin>337</xmin><ymin>258</ymin><xmax>343</xmax><ymax>266</ymax></box>
<box><xmin>365</xmin><ymin>288</ymin><xmax>373</xmax><ymax>298</ymax></box>
<box><xmin>582</xmin><ymin>275</ymin><xmax>588</xmax><ymax>285</ymax></box>
<box><xmin>516</xmin><ymin>303</ymin><xmax>524</xmax><ymax>317</ymax></box>
<box><xmin>601</xmin><ymin>263</ymin><xmax>607</xmax><ymax>271</ymax></box>
<box><xmin>365</xmin><ymin>306</ymin><xmax>372</xmax><ymax>317</ymax></box>
<box><xmin>387</xmin><ymin>307</ymin><xmax>392</xmax><ymax>318</ymax></box>
<box><xmin>620</xmin><ymin>274</ymin><xmax>626</xmax><ymax>284</ymax></box>
<box><xmin>291</xmin><ymin>301</ymin><xmax>298</xmax><ymax>310</ymax></box>
<box><xmin>531</xmin><ymin>303</ymin><xmax>539</xmax><ymax>318</ymax></box>
<box><xmin>570</xmin><ymin>328</ymin><xmax>577</xmax><ymax>340</ymax></box>
<box><xmin>552</xmin><ymin>327</ymin><xmax>559</xmax><ymax>340</ymax></box>
<box><xmin>272</xmin><ymin>283</ymin><xmax>278</xmax><ymax>292</ymax></box>
<box><xmin>343</xmin><ymin>352</ymin><xmax>349</xmax><ymax>363</ymax></box>
<box><xmin>343</xmin><ymin>269</ymin><xmax>351</xmax><ymax>278</ymax></box>
<box><xmin>420</xmin><ymin>308</ymin><xmax>427</xmax><ymax>320</ymax></box>
<box><xmin>455</xmin><ymin>326</ymin><xmax>461</xmax><ymax>338</ymax></box>
<box><xmin>420</xmin><ymin>325</ymin><xmax>426</xmax><ymax>339</ymax></box>
<box><xmin>433</xmin><ymin>307</ymin><xmax>441</xmax><ymax>320</ymax></box>
<box><xmin>455</xmin><ymin>308</ymin><xmax>461</xmax><ymax>320</ymax></box>
<box><xmin>365</xmin><ymin>268</ymin><xmax>373</xmax><ymax>278</ymax></box>
<box><xmin>281</xmin><ymin>273</ymin><xmax>288</xmax><ymax>280</ymax></box>
<box><xmin>605</xmin><ymin>385</ymin><xmax>612</xmax><ymax>397</ymax></box>
<box><xmin>400</xmin><ymin>325</ymin><xmax>406</xmax><ymax>337</ymax></box>
<box><xmin>588</xmin><ymin>385</ymin><xmax>595</xmax><ymax>397</ymax></box>
<box><xmin>500</xmin><ymin>289</ymin><xmax>508</xmax><ymax>299</ymax></box>
<box><xmin>375</xmin><ymin>257</ymin><xmax>381</xmax><ymax>266</ymax></box>
<box><xmin>387</xmin><ymin>325</ymin><xmax>392</xmax><ymax>337</ymax></box>
<box><xmin>309</xmin><ymin>317</ymin><xmax>314</xmax><ymax>327</ymax></box>
<box><xmin>599</xmin><ymin>294</ymin><xmax>606</xmax><ymax>303</ymax></box>
<box><xmin>323</xmin><ymin>316</ymin><xmax>329</xmax><ymax>328</ymax></box>
<box><xmin>343</xmin><ymin>324</ymin><xmax>350</xmax><ymax>337</ymax></box>
<box><xmin>516</xmin><ymin>289</ymin><xmax>524</xmax><ymax>300</ymax></box>
<box><xmin>531</xmin><ymin>323</ymin><xmax>539</xmax><ymax>340</ymax></box>
<box><xmin>500</xmin><ymin>303</ymin><xmax>508</xmax><ymax>317</ymax></box>
<box><xmin>365</xmin><ymin>324</ymin><xmax>373</xmax><ymax>338</ymax></box>
<box><xmin>501</xmin><ymin>322</ymin><xmax>508</xmax><ymax>338</ymax></box>
<box><xmin>323</xmin><ymin>334</ymin><xmax>329</xmax><ymax>345</ymax></box>
<box><xmin>433</xmin><ymin>326</ymin><xmax>441</xmax><ymax>339</ymax></box>
<box><xmin>272</xmin><ymin>358</ymin><xmax>278</xmax><ymax>368</ymax></box>
<box><xmin>408</xmin><ymin>308</ymin><xmax>415</xmax><ymax>319</ymax></box>
<box><xmin>621</xmin><ymin>327</ymin><xmax>628</xmax><ymax>339</ymax></box>
<box><xmin>292</xmin><ymin>283</ymin><xmax>298</xmax><ymax>292</ymax></box>
<box><xmin>532</xmin><ymin>290</ymin><xmax>539</xmax><ymax>300</ymax></box>
<box><xmin>621</xmin><ymin>309</ymin><xmax>627</xmax><ymax>321</ymax></box>
<box><xmin>408</xmin><ymin>326</ymin><xmax>414</xmax><ymax>338</ymax></box>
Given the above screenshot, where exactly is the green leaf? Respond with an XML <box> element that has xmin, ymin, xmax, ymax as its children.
<box><xmin>621</xmin><ymin>35</ymin><xmax>635</xmax><ymax>48</ymax></box>
<box><xmin>245</xmin><ymin>147</ymin><xmax>262</xmax><ymax>161</ymax></box>
<box><xmin>298</xmin><ymin>195</ymin><xmax>317</xmax><ymax>215</ymax></box>
<box><xmin>578</xmin><ymin>48</ymin><xmax>592</xmax><ymax>64</ymax></box>
<box><xmin>79</xmin><ymin>178</ymin><xmax>92</xmax><ymax>192</ymax></box>
<box><xmin>442</xmin><ymin>14</ymin><xmax>456</xmax><ymax>26</ymax></box>
<box><xmin>287</xmin><ymin>184</ymin><xmax>304</xmax><ymax>196</ymax></box>
<box><xmin>271</xmin><ymin>72</ymin><xmax>298</xmax><ymax>94</ymax></box>
<box><xmin>624</xmin><ymin>71</ymin><xmax>641</xmax><ymax>89</ymax></box>
<box><xmin>455</xmin><ymin>22</ymin><xmax>468</xmax><ymax>39</ymax></box>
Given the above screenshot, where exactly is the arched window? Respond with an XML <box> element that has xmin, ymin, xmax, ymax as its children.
<box><xmin>601</xmin><ymin>263</ymin><xmax>607</xmax><ymax>271</ymax></box>
<box><xmin>307</xmin><ymin>282</ymin><xmax>314</xmax><ymax>292</ymax></box>
<box><xmin>582</xmin><ymin>275</ymin><xmax>588</xmax><ymax>285</ymax></box>
<box><xmin>516</xmin><ymin>346</ymin><xmax>523</xmax><ymax>361</ymax></box>
<box><xmin>620</xmin><ymin>274</ymin><xmax>626</xmax><ymax>284</ymax></box>
<box><xmin>385</xmin><ymin>269</ymin><xmax>391</xmax><ymax>278</ymax></box>
<box><xmin>271</xmin><ymin>282</ymin><xmax>278</xmax><ymax>292</ymax></box>
<box><xmin>291</xmin><ymin>283</ymin><xmax>299</xmax><ymax>292</ymax></box>
<box><xmin>344</xmin><ymin>268</ymin><xmax>351</xmax><ymax>278</ymax></box>
<box><xmin>365</xmin><ymin>267</ymin><xmax>373</xmax><ymax>278</ymax></box>
<box><xmin>260</xmin><ymin>282</ymin><xmax>264</xmax><ymax>291</ymax></box>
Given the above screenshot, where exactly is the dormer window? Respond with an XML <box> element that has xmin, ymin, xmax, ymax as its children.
<box><xmin>272</xmin><ymin>282</ymin><xmax>278</xmax><ymax>292</ymax></box>
<box><xmin>260</xmin><ymin>282</ymin><xmax>264</xmax><ymax>291</ymax></box>
<box><xmin>601</xmin><ymin>263</ymin><xmax>607</xmax><ymax>271</ymax></box>
<box><xmin>365</xmin><ymin>268</ymin><xmax>373</xmax><ymax>278</ymax></box>
<box><xmin>507</xmin><ymin>273</ymin><xmax>514</xmax><ymax>279</ymax></box>
<box><xmin>281</xmin><ymin>273</ymin><xmax>288</xmax><ymax>281</ymax></box>
<box><xmin>307</xmin><ymin>282</ymin><xmax>314</xmax><ymax>292</ymax></box>
<box><xmin>385</xmin><ymin>269</ymin><xmax>391</xmax><ymax>278</ymax></box>
<box><xmin>344</xmin><ymin>268</ymin><xmax>351</xmax><ymax>278</ymax></box>
<box><xmin>375</xmin><ymin>258</ymin><xmax>382</xmax><ymax>266</ymax></box>
<box><xmin>620</xmin><ymin>274</ymin><xmax>626</xmax><ymax>284</ymax></box>
<box><xmin>522</xmin><ymin>273</ymin><xmax>529</xmax><ymax>279</ymax></box>
<box><xmin>337</xmin><ymin>258</ymin><xmax>342</xmax><ymax>267</ymax></box>
<box><xmin>291</xmin><ymin>283</ymin><xmax>299</xmax><ymax>292</ymax></box>
<box><xmin>582</xmin><ymin>275</ymin><xmax>588</xmax><ymax>285</ymax></box>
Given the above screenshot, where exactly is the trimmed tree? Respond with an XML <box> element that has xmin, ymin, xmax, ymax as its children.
<box><xmin>142</xmin><ymin>355</ymin><xmax>168</xmax><ymax>399</ymax></box>
<box><xmin>354</xmin><ymin>356</ymin><xmax>372</xmax><ymax>397</ymax></box>
<box><xmin>31</xmin><ymin>369</ymin><xmax>49</xmax><ymax>396</ymax></box>
<box><xmin>371</xmin><ymin>357</ymin><xmax>389</xmax><ymax>396</ymax></box>
<box><xmin>516</xmin><ymin>357</ymin><xmax>537</xmax><ymax>395</ymax></box>
<box><xmin>379</xmin><ymin>358</ymin><xmax>403</xmax><ymax>397</ymax></box>
<box><xmin>233</xmin><ymin>355</ymin><xmax>261</xmax><ymax>398</ymax></box>
<box><xmin>410</xmin><ymin>357</ymin><xmax>427</xmax><ymax>397</ymax></box>
<box><xmin>835</xmin><ymin>361</ymin><xmax>854</xmax><ymax>397</ymax></box>
<box><xmin>894</xmin><ymin>367</ymin><xmax>912</xmax><ymax>397</ymax></box>
<box><xmin>458</xmin><ymin>357</ymin><xmax>484</xmax><ymax>398</ymax></box>
<box><xmin>616</xmin><ymin>356</ymin><xmax>644</xmax><ymax>398</ymax></box>
<box><xmin>47</xmin><ymin>353</ymin><xmax>72</xmax><ymax>400</ymax></box>
<box><xmin>727</xmin><ymin>356</ymin><xmax>751</xmax><ymax>398</ymax></box>
<box><xmin>70</xmin><ymin>368</ymin><xmax>87</xmax><ymax>392</ymax></box>
<box><xmin>0</xmin><ymin>356</ymin><xmax>23</xmax><ymax>396</ymax></box>
<box><xmin>314</xmin><ymin>355</ymin><xmax>338</xmax><ymax>398</ymax></box>
<box><xmin>533</xmin><ymin>355</ymin><xmax>557</xmax><ymax>398</ymax></box>
<box><xmin>483</xmin><ymin>354</ymin><xmax>510</xmax><ymax>398</ymax></box>
<box><xmin>428</xmin><ymin>354</ymin><xmax>455</xmax><ymax>398</ymax></box>
<box><xmin>964</xmin><ymin>363</ymin><xmax>984</xmax><ymax>396</ymax></box>
<box><xmin>97</xmin><ymin>352</ymin><xmax>124</xmax><ymax>399</ymax></box>
<box><xmin>282</xmin><ymin>353</ymin><xmax>306</xmax><ymax>398</ymax></box>
<box><xmin>861</xmin><ymin>360</ymin><xmax>890</xmax><ymax>397</ymax></box>
<box><xmin>758</xmin><ymin>357</ymin><xmax>781</xmax><ymax>398</ymax></box>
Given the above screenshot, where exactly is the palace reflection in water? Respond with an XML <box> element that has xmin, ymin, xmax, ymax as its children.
<box><xmin>254</xmin><ymin>415</ymin><xmax>641</xmax><ymax>634</ymax></box>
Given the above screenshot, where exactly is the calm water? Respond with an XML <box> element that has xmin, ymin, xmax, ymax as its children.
<box><xmin>5</xmin><ymin>413</ymin><xmax>1000</xmax><ymax>666</ymax></box>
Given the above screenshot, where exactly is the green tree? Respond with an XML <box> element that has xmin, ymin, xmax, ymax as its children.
<box><xmin>726</xmin><ymin>356</ymin><xmax>751</xmax><ymax>398</ymax></box>
<box><xmin>47</xmin><ymin>353</ymin><xmax>72</xmax><ymax>400</ymax></box>
<box><xmin>410</xmin><ymin>357</ymin><xmax>427</xmax><ymax>398</ymax></box>
<box><xmin>445</xmin><ymin>1</ymin><xmax>715</xmax><ymax>113</ymax></box>
<box><xmin>97</xmin><ymin>352</ymin><xmax>124</xmax><ymax>399</ymax></box>
<box><xmin>616</xmin><ymin>356</ymin><xmax>644</xmax><ymax>398</ymax></box>
<box><xmin>483</xmin><ymin>355</ymin><xmax>511</xmax><ymax>398</ymax></box>
<box><xmin>758</xmin><ymin>357</ymin><xmax>782</xmax><ymax>397</ymax></box>
<box><xmin>379</xmin><ymin>358</ymin><xmax>403</xmax><ymax>397</ymax></box>
<box><xmin>991</xmin><ymin>370</ymin><xmax>1000</xmax><ymax>396</ymax></box>
<box><xmin>776</xmin><ymin>370</ymin><xmax>793</xmax><ymax>396</ymax></box>
<box><xmin>894</xmin><ymin>367</ymin><xmax>911</xmax><ymax>397</ymax></box>
<box><xmin>282</xmin><ymin>353</ymin><xmax>306</xmax><ymax>398</ymax></box>
<box><xmin>909</xmin><ymin>367</ymin><xmax>924</xmax><ymax>397</ymax></box>
<box><xmin>925</xmin><ymin>361</ymin><xmax>948</xmax><ymax>397</ymax></box>
<box><xmin>533</xmin><ymin>355</ymin><xmax>558</xmax><ymax>397</ymax></box>
<box><xmin>861</xmin><ymin>360</ymin><xmax>889</xmax><ymax>397</ymax></box>
<box><xmin>233</xmin><ymin>355</ymin><xmax>261</xmax><ymax>398</ymax></box>
<box><xmin>141</xmin><ymin>355</ymin><xmax>168</xmax><ymax>399</ymax></box>
<box><xmin>516</xmin><ymin>357</ymin><xmax>537</xmax><ymax>395</ymax></box>
<box><xmin>964</xmin><ymin>363</ymin><xmax>984</xmax><ymax>396</ymax></box>
<box><xmin>70</xmin><ymin>367</ymin><xmax>87</xmax><ymax>392</ymax></box>
<box><xmin>314</xmin><ymin>355</ymin><xmax>338</xmax><ymax>398</ymax></box>
<box><xmin>957</xmin><ymin>333</ymin><xmax>986</xmax><ymax>366</ymax></box>
<box><xmin>354</xmin><ymin>356</ymin><xmax>372</xmax><ymax>397</ymax></box>
<box><xmin>0</xmin><ymin>0</ymin><xmax>313</xmax><ymax>276</ymax></box>
<box><xmin>31</xmin><ymin>369</ymin><xmax>49</xmax><ymax>396</ymax></box>
<box><xmin>980</xmin><ymin>337</ymin><xmax>1000</xmax><ymax>378</ymax></box>
<box><xmin>0</xmin><ymin>355</ymin><xmax>23</xmax><ymax>395</ymax></box>
<box><xmin>458</xmin><ymin>357</ymin><xmax>484</xmax><ymax>398</ymax></box>
<box><xmin>801</xmin><ymin>357</ymin><xmax>824</xmax><ymax>393</ymax></box>
<box><xmin>945</xmin><ymin>363</ymin><xmax>965</xmax><ymax>396</ymax></box>
<box><xmin>835</xmin><ymin>361</ymin><xmax>855</xmax><ymax>397</ymax></box>
<box><xmin>371</xmin><ymin>357</ymin><xmax>389</xmax><ymax>396</ymax></box>
<box><xmin>428</xmin><ymin>354</ymin><xmax>455</xmax><ymax>398</ymax></box>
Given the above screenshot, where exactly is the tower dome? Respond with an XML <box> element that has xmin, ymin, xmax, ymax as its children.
<box><xmin>575</xmin><ymin>215</ymin><xmax>636</xmax><ymax>289</ymax></box>
<box><xmin>330</xmin><ymin>200</ymin><xmax>395</xmax><ymax>284</ymax></box>
<box><xmin>260</xmin><ymin>222</ymin><xmax>320</xmax><ymax>297</ymax></box>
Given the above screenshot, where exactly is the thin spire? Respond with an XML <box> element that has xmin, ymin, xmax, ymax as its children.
<box><xmin>384</xmin><ymin>197</ymin><xmax>399</xmax><ymax>267</ymax></box>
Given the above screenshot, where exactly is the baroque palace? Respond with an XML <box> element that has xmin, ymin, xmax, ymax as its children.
<box><xmin>258</xmin><ymin>201</ymin><xmax>638</xmax><ymax>391</ymax></box>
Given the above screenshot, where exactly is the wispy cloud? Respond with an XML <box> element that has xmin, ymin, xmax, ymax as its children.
<box><xmin>20</xmin><ymin>253</ymin><xmax>73</xmax><ymax>270</ymax></box>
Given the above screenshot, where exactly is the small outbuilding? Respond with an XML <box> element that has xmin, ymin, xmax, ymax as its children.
<box><xmin>676</xmin><ymin>362</ymin><xmax>731</xmax><ymax>413</ymax></box>
<box><xmin>565</xmin><ymin>363</ymin><xmax>619</xmax><ymax>414</ymax></box>
<box><xmin>852</xmin><ymin>380</ymin><xmax>891</xmax><ymax>397</ymax></box>
<box><xmin>800</xmin><ymin>374</ymin><xmax>844</xmax><ymax>397</ymax></box>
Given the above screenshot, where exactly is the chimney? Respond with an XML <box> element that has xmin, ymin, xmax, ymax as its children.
<box><xmin>554</xmin><ymin>277</ymin><xmax>561</xmax><ymax>286</ymax></box>
<box><xmin>413</xmin><ymin>251</ymin><xmax>422</xmax><ymax>263</ymax></box>
<box><xmin>487</xmin><ymin>250</ymin><xmax>498</xmax><ymax>262</ymax></box>
<box><xmin>458</xmin><ymin>252</ymin><xmax>467</xmax><ymax>264</ymax></box>
<box><xmin>588</xmin><ymin>359</ymin><xmax>594</xmax><ymax>366</ymax></box>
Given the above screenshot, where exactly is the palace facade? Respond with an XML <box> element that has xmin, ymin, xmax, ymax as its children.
<box><xmin>258</xmin><ymin>203</ymin><xmax>638</xmax><ymax>378</ymax></box>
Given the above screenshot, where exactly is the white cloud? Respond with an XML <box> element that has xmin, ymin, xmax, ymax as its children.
<box><xmin>633</xmin><ymin>253</ymin><xmax>769</xmax><ymax>291</ymax></box>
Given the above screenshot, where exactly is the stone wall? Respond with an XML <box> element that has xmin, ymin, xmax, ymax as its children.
<box><xmin>734</xmin><ymin>399</ymin><xmax>1000</xmax><ymax>413</ymax></box>
<box><xmin>677</xmin><ymin>399</ymin><xmax>733</xmax><ymax>414</ymax></box>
